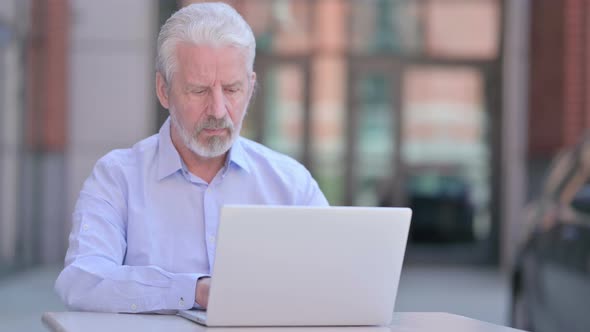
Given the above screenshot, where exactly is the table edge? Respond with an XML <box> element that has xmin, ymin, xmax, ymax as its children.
<box><xmin>42</xmin><ymin>312</ymin><xmax>68</xmax><ymax>332</ymax></box>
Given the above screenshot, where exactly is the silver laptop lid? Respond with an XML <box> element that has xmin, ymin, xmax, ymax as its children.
<box><xmin>206</xmin><ymin>205</ymin><xmax>412</xmax><ymax>327</ymax></box>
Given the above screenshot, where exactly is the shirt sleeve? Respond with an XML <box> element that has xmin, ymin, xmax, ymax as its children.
<box><xmin>54</xmin><ymin>155</ymin><xmax>206</xmax><ymax>313</ymax></box>
<box><xmin>302</xmin><ymin>172</ymin><xmax>330</xmax><ymax>207</ymax></box>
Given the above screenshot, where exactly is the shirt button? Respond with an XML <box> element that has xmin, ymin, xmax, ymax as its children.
<box><xmin>208</xmin><ymin>235</ymin><xmax>215</xmax><ymax>243</ymax></box>
<box><xmin>131</xmin><ymin>304</ymin><xmax>137</xmax><ymax>310</ymax></box>
<box><xmin>179</xmin><ymin>298</ymin><xmax>185</xmax><ymax>306</ymax></box>
<box><xmin>82</xmin><ymin>224</ymin><xmax>89</xmax><ymax>231</ymax></box>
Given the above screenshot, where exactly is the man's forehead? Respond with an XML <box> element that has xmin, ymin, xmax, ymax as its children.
<box><xmin>185</xmin><ymin>80</ymin><xmax>244</xmax><ymax>88</ymax></box>
<box><xmin>176</xmin><ymin>43</ymin><xmax>247</xmax><ymax>65</ymax></box>
<box><xmin>180</xmin><ymin>71</ymin><xmax>247</xmax><ymax>86</ymax></box>
<box><xmin>175</xmin><ymin>43</ymin><xmax>249</xmax><ymax>80</ymax></box>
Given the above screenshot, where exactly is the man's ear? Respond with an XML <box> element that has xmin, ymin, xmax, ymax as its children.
<box><xmin>249</xmin><ymin>72</ymin><xmax>257</xmax><ymax>98</ymax></box>
<box><xmin>156</xmin><ymin>72</ymin><xmax>170</xmax><ymax>109</ymax></box>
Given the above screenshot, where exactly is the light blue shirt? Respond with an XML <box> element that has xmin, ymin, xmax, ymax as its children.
<box><xmin>55</xmin><ymin>118</ymin><xmax>328</xmax><ymax>313</ymax></box>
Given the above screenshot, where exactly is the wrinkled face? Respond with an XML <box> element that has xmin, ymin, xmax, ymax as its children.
<box><xmin>157</xmin><ymin>43</ymin><xmax>256</xmax><ymax>158</ymax></box>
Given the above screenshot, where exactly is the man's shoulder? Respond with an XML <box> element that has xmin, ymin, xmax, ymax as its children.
<box><xmin>237</xmin><ymin>137</ymin><xmax>311</xmax><ymax>176</ymax></box>
<box><xmin>236</xmin><ymin>137</ymin><xmax>327</xmax><ymax>205</ymax></box>
<box><xmin>95</xmin><ymin>133</ymin><xmax>159</xmax><ymax>170</ymax></box>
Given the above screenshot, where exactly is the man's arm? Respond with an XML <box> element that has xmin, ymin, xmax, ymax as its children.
<box><xmin>55</xmin><ymin>256</ymin><xmax>203</xmax><ymax>313</ymax></box>
<box><xmin>55</xmin><ymin>156</ymin><xmax>206</xmax><ymax>313</ymax></box>
<box><xmin>302</xmin><ymin>172</ymin><xmax>330</xmax><ymax>206</ymax></box>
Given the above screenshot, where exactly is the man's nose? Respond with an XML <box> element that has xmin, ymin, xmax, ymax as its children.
<box><xmin>208</xmin><ymin>85</ymin><xmax>227</xmax><ymax>119</ymax></box>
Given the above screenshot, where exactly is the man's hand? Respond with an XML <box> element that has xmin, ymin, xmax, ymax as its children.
<box><xmin>195</xmin><ymin>277</ymin><xmax>211</xmax><ymax>308</ymax></box>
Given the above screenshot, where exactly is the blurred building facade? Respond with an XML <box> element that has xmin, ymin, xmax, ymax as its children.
<box><xmin>527</xmin><ymin>0</ymin><xmax>590</xmax><ymax>196</ymax></box>
<box><xmin>0</xmin><ymin>0</ymin><xmax>571</xmax><ymax>276</ymax></box>
<box><xmin>0</xmin><ymin>0</ymin><xmax>157</xmax><ymax>274</ymax></box>
<box><xmin>0</xmin><ymin>1</ymin><xmax>26</xmax><ymax>274</ymax></box>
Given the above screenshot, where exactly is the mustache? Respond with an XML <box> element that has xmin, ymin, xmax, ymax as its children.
<box><xmin>196</xmin><ymin>116</ymin><xmax>233</xmax><ymax>131</ymax></box>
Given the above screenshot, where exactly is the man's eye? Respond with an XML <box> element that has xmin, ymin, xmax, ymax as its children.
<box><xmin>224</xmin><ymin>88</ymin><xmax>239</xmax><ymax>94</ymax></box>
<box><xmin>191</xmin><ymin>89</ymin><xmax>207</xmax><ymax>95</ymax></box>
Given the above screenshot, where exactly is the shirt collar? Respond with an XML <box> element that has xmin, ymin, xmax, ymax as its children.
<box><xmin>225</xmin><ymin>137</ymin><xmax>251</xmax><ymax>174</ymax></box>
<box><xmin>156</xmin><ymin>117</ymin><xmax>251</xmax><ymax>180</ymax></box>
<box><xmin>156</xmin><ymin>117</ymin><xmax>184</xmax><ymax>180</ymax></box>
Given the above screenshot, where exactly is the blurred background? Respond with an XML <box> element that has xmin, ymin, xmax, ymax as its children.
<box><xmin>1</xmin><ymin>0</ymin><xmax>588</xmax><ymax>331</ymax></box>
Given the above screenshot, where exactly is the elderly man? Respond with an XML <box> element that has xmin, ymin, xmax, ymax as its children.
<box><xmin>55</xmin><ymin>2</ymin><xmax>328</xmax><ymax>313</ymax></box>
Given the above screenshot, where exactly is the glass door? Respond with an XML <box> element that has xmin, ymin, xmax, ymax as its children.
<box><xmin>346</xmin><ymin>59</ymin><xmax>496</xmax><ymax>263</ymax></box>
<box><xmin>243</xmin><ymin>56</ymin><xmax>312</xmax><ymax>168</ymax></box>
<box><xmin>345</xmin><ymin>59</ymin><xmax>403</xmax><ymax>207</ymax></box>
<box><xmin>400</xmin><ymin>64</ymin><xmax>494</xmax><ymax>263</ymax></box>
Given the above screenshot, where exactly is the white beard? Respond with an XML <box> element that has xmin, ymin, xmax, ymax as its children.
<box><xmin>169</xmin><ymin>108</ymin><xmax>238</xmax><ymax>158</ymax></box>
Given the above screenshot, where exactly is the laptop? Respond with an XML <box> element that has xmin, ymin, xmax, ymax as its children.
<box><xmin>178</xmin><ymin>205</ymin><xmax>412</xmax><ymax>327</ymax></box>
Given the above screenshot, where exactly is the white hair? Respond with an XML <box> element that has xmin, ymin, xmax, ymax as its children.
<box><xmin>156</xmin><ymin>2</ymin><xmax>256</xmax><ymax>85</ymax></box>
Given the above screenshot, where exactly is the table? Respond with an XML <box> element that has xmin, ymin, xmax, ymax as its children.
<box><xmin>42</xmin><ymin>312</ymin><xmax>526</xmax><ymax>332</ymax></box>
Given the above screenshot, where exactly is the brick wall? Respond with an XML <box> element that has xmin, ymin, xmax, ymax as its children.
<box><xmin>27</xmin><ymin>0</ymin><xmax>69</xmax><ymax>151</ymax></box>
<box><xmin>529</xmin><ymin>0</ymin><xmax>590</xmax><ymax>157</ymax></box>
